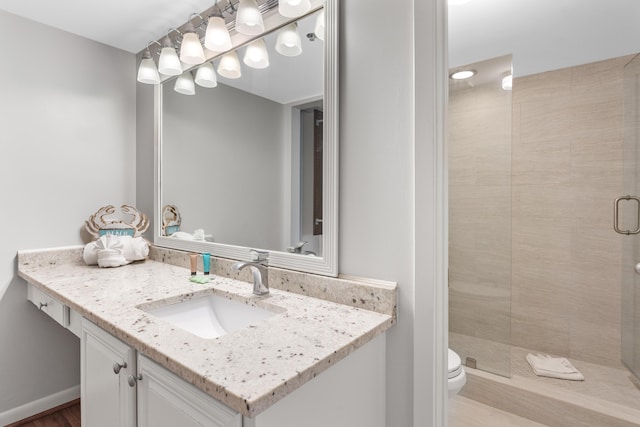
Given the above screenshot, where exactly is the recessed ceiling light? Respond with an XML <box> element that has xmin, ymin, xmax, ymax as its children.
<box><xmin>450</xmin><ymin>70</ymin><xmax>476</xmax><ymax>80</ymax></box>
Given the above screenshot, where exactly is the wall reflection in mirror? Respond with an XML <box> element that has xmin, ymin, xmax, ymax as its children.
<box><xmin>161</xmin><ymin>9</ymin><xmax>324</xmax><ymax>257</ymax></box>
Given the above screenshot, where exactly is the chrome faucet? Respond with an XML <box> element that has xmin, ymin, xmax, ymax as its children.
<box><xmin>232</xmin><ymin>250</ymin><xmax>269</xmax><ymax>295</ymax></box>
<box><xmin>287</xmin><ymin>241</ymin><xmax>307</xmax><ymax>254</ymax></box>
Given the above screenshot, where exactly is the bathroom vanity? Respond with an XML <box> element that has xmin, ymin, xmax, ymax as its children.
<box><xmin>18</xmin><ymin>246</ymin><xmax>395</xmax><ymax>427</ymax></box>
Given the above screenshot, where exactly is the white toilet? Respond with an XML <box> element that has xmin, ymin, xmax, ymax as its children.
<box><xmin>448</xmin><ymin>348</ymin><xmax>466</xmax><ymax>398</ymax></box>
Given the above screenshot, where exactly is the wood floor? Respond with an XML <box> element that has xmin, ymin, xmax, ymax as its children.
<box><xmin>6</xmin><ymin>399</ymin><xmax>80</xmax><ymax>427</ymax></box>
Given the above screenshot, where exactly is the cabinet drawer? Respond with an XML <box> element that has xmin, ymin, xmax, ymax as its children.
<box><xmin>27</xmin><ymin>283</ymin><xmax>69</xmax><ymax>328</ymax></box>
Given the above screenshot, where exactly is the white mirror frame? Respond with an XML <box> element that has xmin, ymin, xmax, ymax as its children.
<box><xmin>153</xmin><ymin>0</ymin><xmax>338</xmax><ymax>276</ymax></box>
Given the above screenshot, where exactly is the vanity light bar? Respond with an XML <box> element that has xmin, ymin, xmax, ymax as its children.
<box><xmin>138</xmin><ymin>0</ymin><xmax>325</xmax><ymax>91</ymax></box>
<box><xmin>140</xmin><ymin>0</ymin><xmax>280</xmax><ymax>73</ymax></box>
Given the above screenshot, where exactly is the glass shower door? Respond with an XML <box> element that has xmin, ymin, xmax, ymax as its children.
<box><xmin>448</xmin><ymin>55</ymin><xmax>513</xmax><ymax>378</ymax></box>
<box><xmin>621</xmin><ymin>53</ymin><xmax>640</xmax><ymax>380</ymax></box>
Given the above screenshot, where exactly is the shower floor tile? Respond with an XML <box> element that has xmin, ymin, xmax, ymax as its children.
<box><xmin>511</xmin><ymin>345</ymin><xmax>640</xmax><ymax>411</ymax></box>
<box><xmin>449</xmin><ymin>396</ymin><xmax>549</xmax><ymax>427</ymax></box>
<box><xmin>452</xmin><ymin>332</ymin><xmax>640</xmax><ymax>425</ymax></box>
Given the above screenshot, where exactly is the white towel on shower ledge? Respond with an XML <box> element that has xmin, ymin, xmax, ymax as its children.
<box><xmin>526</xmin><ymin>353</ymin><xmax>584</xmax><ymax>381</ymax></box>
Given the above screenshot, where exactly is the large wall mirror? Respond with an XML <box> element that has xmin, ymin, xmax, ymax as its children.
<box><xmin>154</xmin><ymin>0</ymin><xmax>338</xmax><ymax>276</ymax></box>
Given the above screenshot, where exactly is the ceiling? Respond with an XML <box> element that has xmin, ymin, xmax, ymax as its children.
<box><xmin>0</xmin><ymin>0</ymin><xmax>214</xmax><ymax>53</ymax></box>
<box><xmin>1</xmin><ymin>0</ymin><xmax>638</xmax><ymax>73</ymax></box>
<box><xmin>449</xmin><ymin>0</ymin><xmax>640</xmax><ymax>77</ymax></box>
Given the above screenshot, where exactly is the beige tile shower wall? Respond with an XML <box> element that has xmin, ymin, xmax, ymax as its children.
<box><xmin>449</xmin><ymin>78</ymin><xmax>512</xmax><ymax>375</ymax></box>
<box><xmin>511</xmin><ymin>55</ymin><xmax>633</xmax><ymax>368</ymax></box>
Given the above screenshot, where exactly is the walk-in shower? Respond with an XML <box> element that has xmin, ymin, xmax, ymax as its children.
<box><xmin>448</xmin><ymin>1</ymin><xmax>640</xmax><ymax>425</ymax></box>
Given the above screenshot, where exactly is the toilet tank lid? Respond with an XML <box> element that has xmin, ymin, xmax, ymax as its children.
<box><xmin>448</xmin><ymin>349</ymin><xmax>461</xmax><ymax>373</ymax></box>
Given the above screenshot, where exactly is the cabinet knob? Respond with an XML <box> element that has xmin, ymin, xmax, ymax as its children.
<box><xmin>38</xmin><ymin>302</ymin><xmax>48</xmax><ymax>310</ymax></box>
<box><xmin>113</xmin><ymin>362</ymin><xmax>127</xmax><ymax>374</ymax></box>
<box><xmin>128</xmin><ymin>374</ymin><xmax>142</xmax><ymax>387</ymax></box>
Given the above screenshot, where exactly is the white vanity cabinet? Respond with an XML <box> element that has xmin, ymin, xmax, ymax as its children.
<box><xmin>81</xmin><ymin>318</ymin><xmax>386</xmax><ymax>427</ymax></box>
<box><xmin>81</xmin><ymin>319</ymin><xmax>241</xmax><ymax>427</ymax></box>
<box><xmin>136</xmin><ymin>354</ymin><xmax>240</xmax><ymax>427</ymax></box>
<box><xmin>20</xmin><ymin>254</ymin><xmax>392</xmax><ymax>427</ymax></box>
<box><xmin>81</xmin><ymin>319</ymin><xmax>137</xmax><ymax>427</ymax></box>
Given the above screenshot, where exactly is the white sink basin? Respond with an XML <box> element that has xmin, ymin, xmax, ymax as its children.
<box><xmin>145</xmin><ymin>295</ymin><xmax>276</xmax><ymax>339</ymax></box>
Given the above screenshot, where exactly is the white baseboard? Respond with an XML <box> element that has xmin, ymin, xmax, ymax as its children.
<box><xmin>0</xmin><ymin>384</ymin><xmax>80</xmax><ymax>426</ymax></box>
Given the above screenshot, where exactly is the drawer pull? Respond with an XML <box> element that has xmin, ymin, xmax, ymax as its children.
<box><xmin>113</xmin><ymin>362</ymin><xmax>127</xmax><ymax>374</ymax></box>
<box><xmin>128</xmin><ymin>374</ymin><xmax>143</xmax><ymax>387</ymax></box>
<box><xmin>38</xmin><ymin>302</ymin><xmax>48</xmax><ymax>310</ymax></box>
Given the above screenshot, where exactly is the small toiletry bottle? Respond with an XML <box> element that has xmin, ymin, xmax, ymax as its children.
<box><xmin>189</xmin><ymin>253</ymin><xmax>198</xmax><ymax>276</ymax></box>
<box><xmin>202</xmin><ymin>253</ymin><xmax>211</xmax><ymax>275</ymax></box>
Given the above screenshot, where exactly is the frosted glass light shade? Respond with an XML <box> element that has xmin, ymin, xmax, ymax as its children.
<box><xmin>195</xmin><ymin>62</ymin><xmax>218</xmax><ymax>88</ymax></box>
<box><xmin>235</xmin><ymin>0</ymin><xmax>264</xmax><ymax>35</ymax></box>
<box><xmin>158</xmin><ymin>47</ymin><xmax>182</xmax><ymax>76</ymax></box>
<box><xmin>315</xmin><ymin>10</ymin><xmax>325</xmax><ymax>41</ymax></box>
<box><xmin>205</xmin><ymin>16</ymin><xmax>232</xmax><ymax>52</ymax></box>
<box><xmin>174</xmin><ymin>72</ymin><xmax>195</xmax><ymax>95</ymax></box>
<box><xmin>502</xmin><ymin>73</ymin><xmax>513</xmax><ymax>90</ymax></box>
<box><xmin>218</xmin><ymin>51</ymin><xmax>242</xmax><ymax>79</ymax></box>
<box><xmin>243</xmin><ymin>39</ymin><xmax>269</xmax><ymax>69</ymax></box>
<box><xmin>279</xmin><ymin>0</ymin><xmax>311</xmax><ymax>18</ymax></box>
<box><xmin>137</xmin><ymin>57</ymin><xmax>160</xmax><ymax>84</ymax></box>
<box><xmin>275</xmin><ymin>23</ymin><xmax>302</xmax><ymax>57</ymax></box>
<box><xmin>180</xmin><ymin>32</ymin><xmax>206</xmax><ymax>65</ymax></box>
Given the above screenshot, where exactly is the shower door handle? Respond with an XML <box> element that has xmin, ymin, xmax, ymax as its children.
<box><xmin>614</xmin><ymin>195</ymin><xmax>640</xmax><ymax>235</ymax></box>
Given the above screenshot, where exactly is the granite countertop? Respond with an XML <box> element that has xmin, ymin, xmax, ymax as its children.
<box><xmin>17</xmin><ymin>246</ymin><xmax>396</xmax><ymax>418</ymax></box>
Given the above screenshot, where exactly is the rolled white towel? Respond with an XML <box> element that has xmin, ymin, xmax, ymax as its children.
<box><xmin>170</xmin><ymin>231</ymin><xmax>197</xmax><ymax>240</ymax></box>
<box><xmin>83</xmin><ymin>240</ymin><xmax>100</xmax><ymax>265</ymax></box>
<box><xmin>113</xmin><ymin>235</ymin><xmax>149</xmax><ymax>261</ymax></box>
<box><xmin>123</xmin><ymin>236</ymin><xmax>149</xmax><ymax>261</ymax></box>
<box><xmin>83</xmin><ymin>235</ymin><xmax>149</xmax><ymax>267</ymax></box>
<box><xmin>97</xmin><ymin>248</ymin><xmax>127</xmax><ymax>268</ymax></box>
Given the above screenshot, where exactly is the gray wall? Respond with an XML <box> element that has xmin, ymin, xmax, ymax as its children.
<box><xmin>162</xmin><ymin>83</ymin><xmax>285</xmax><ymax>250</ymax></box>
<box><xmin>0</xmin><ymin>9</ymin><xmax>136</xmax><ymax>416</ymax></box>
<box><xmin>339</xmin><ymin>2</ymin><xmax>415</xmax><ymax>425</ymax></box>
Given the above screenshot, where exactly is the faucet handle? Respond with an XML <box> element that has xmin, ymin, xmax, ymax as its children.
<box><xmin>287</xmin><ymin>241</ymin><xmax>307</xmax><ymax>253</ymax></box>
<box><xmin>250</xmin><ymin>249</ymin><xmax>269</xmax><ymax>262</ymax></box>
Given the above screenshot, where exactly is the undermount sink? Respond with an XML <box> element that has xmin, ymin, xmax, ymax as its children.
<box><xmin>145</xmin><ymin>294</ymin><xmax>277</xmax><ymax>339</ymax></box>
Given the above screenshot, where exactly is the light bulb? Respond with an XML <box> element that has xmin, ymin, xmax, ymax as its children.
<box><xmin>236</xmin><ymin>0</ymin><xmax>265</xmax><ymax>35</ymax></box>
<box><xmin>195</xmin><ymin>62</ymin><xmax>218</xmax><ymax>88</ymax></box>
<box><xmin>243</xmin><ymin>39</ymin><xmax>269</xmax><ymax>69</ymax></box>
<box><xmin>158</xmin><ymin>47</ymin><xmax>182</xmax><ymax>76</ymax></box>
<box><xmin>174</xmin><ymin>71</ymin><xmax>195</xmax><ymax>95</ymax></box>
<box><xmin>205</xmin><ymin>15</ymin><xmax>232</xmax><ymax>52</ymax></box>
<box><xmin>276</xmin><ymin>23</ymin><xmax>302</xmax><ymax>57</ymax></box>
<box><xmin>279</xmin><ymin>0</ymin><xmax>311</xmax><ymax>18</ymax></box>
<box><xmin>217</xmin><ymin>51</ymin><xmax>242</xmax><ymax>79</ymax></box>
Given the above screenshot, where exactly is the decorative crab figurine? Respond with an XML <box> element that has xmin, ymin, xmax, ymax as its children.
<box><xmin>84</xmin><ymin>205</ymin><xmax>149</xmax><ymax>239</ymax></box>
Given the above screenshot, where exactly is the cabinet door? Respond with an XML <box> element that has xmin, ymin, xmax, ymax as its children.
<box><xmin>137</xmin><ymin>355</ymin><xmax>241</xmax><ymax>427</ymax></box>
<box><xmin>81</xmin><ymin>319</ymin><xmax>136</xmax><ymax>427</ymax></box>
